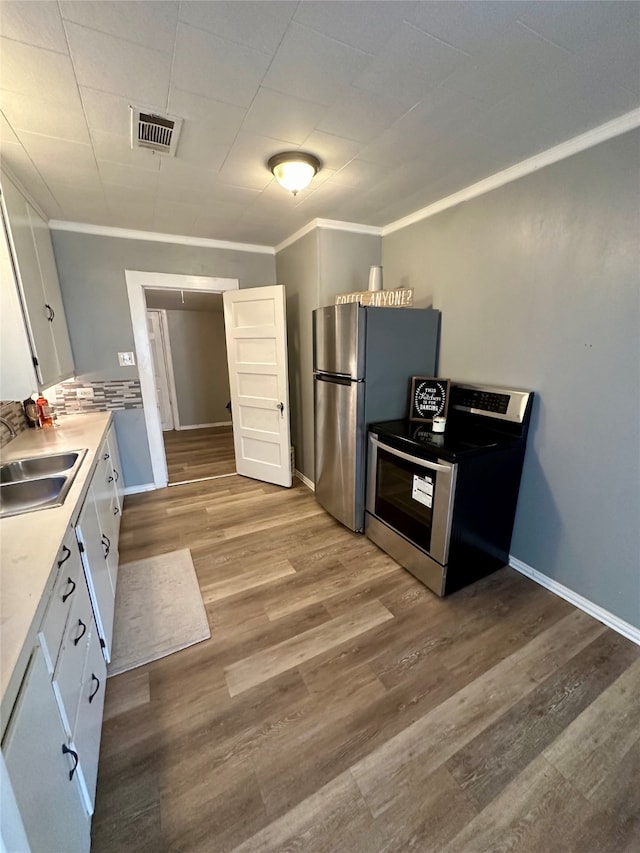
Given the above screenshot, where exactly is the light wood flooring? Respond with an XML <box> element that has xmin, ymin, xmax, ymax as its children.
<box><xmin>163</xmin><ymin>425</ymin><xmax>235</xmax><ymax>484</ymax></box>
<box><xmin>92</xmin><ymin>475</ymin><xmax>640</xmax><ymax>853</ymax></box>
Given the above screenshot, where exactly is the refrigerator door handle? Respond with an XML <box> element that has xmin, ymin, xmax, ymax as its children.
<box><xmin>315</xmin><ymin>373</ymin><xmax>355</xmax><ymax>385</ymax></box>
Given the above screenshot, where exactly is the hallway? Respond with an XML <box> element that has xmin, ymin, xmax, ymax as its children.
<box><xmin>163</xmin><ymin>425</ymin><xmax>235</xmax><ymax>484</ymax></box>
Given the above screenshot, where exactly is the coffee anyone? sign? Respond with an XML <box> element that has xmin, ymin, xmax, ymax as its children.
<box><xmin>335</xmin><ymin>288</ymin><xmax>414</xmax><ymax>307</ymax></box>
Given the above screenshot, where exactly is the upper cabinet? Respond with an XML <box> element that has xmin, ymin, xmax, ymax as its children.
<box><xmin>0</xmin><ymin>171</ymin><xmax>74</xmax><ymax>398</ymax></box>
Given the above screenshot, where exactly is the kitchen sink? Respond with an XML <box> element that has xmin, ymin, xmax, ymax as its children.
<box><xmin>0</xmin><ymin>451</ymin><xmax>83</xmax><ymax>483</ymax></box>
<box><xmin>0</xmin><ymin>449</ymin><xmax>87</xmax><ymax>519</ymax></box>
<box><xmin>0</xmin><ymin>477</ymin><xmax>69</xmax><ymax>516</ymax></box>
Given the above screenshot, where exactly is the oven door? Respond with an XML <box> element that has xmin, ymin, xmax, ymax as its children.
<box><xmin>366</xmin><ymin>434</ymin><xmax>457</xmax><ymax>566</ymax></box>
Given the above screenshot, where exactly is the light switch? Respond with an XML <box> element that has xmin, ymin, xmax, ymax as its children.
<box><xmin>118</xmin><ymin>351</ymin><xmax>136</xmax><ymax>366</ymax></box>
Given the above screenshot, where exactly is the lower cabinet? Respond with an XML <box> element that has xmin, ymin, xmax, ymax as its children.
<box><xmin>76</xmin><ymin>486</ymin><xmax>115</xmax><ymax>662</ymax></box>
<box><xmin>74</xmin><ymin>622</ymin><xmax>107</xmax><ymax>813</ymax></box>
<box><xmin>75</xmin><ymin>426</ymin><xmax>122</xmax><ymax>663</ymax></box>
<box><xmin>2</xmin><ymin>647</ymin><xmax>90</xmax><ymax>853</ymax></box>
<box><xmin>1</xmin><ymin>422</ymin><xmax>124</xmax><ymax>851</ymax></box>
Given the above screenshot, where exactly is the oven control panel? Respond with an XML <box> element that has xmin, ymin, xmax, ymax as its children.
<box><xmin>450</xmin><ymin>384</ymin><xmax>532</xmax><ymax>423</ymax></box>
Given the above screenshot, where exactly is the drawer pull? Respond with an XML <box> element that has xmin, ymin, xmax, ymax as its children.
<box><xmin>61</xmin><ymin>577</ymin><xmax>76</xmax><ymax>603</ymax></box>
<box><xmin>107</xmin><ymin>475</ymin><xmax>114</xmax><ymax>483</ymax></box>
<box><xmin>114</xmin><ymin>469</ymin><xmax>119</xmax><ymax>482</ymax></box>
<box><xmin>46</xmin><ymin>303</ymin><xmax>55</xmax><ymax>322</ymax></box>
<box><xmin>62</xmin><ymin>744</ymin><xmax>78</xmax><ymax>781</ymax></box>
<box><xmin>89</xmin><ymin>673</ymin><xmax>101</xmax><ymax>704</ymax></box>
<box><xmin>113</xmin><ymin>506</ymin><xmax>120</xmax><ymax>516</ymax></box>
<box><xmin>73</xmin><ymin>619</ymin><xmax>87</xmax><ymax>647</ymax></box>
<box><xmin>101</xmin><ymin>534</ymin><xmax>111</xmax><ymax>558</ymax></box>
<box><xmin>57</xmin><ymin>545</ymin><xmax>71</xmax><ymax>568</ymax></box>
<box><xmin>103</xmin><ymin>452</ymin><xmax>110</xmax><ymax>460</ymax></box>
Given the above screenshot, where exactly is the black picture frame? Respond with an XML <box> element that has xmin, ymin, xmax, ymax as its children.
<box><xmin>409</xmin><ymin>377</ymin><xmax>450</xmax><ymax>423</ymax></box>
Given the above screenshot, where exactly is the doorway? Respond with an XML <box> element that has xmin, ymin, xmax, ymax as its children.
<box><xmin>125</xmin><ymin>271</ymin><xmax>239</xmax><ymax>488</ymax></box>
<box><xmin>145</xmin><ymin>290</ymin><xmax>236</xmax><ymax>485</ymax></box>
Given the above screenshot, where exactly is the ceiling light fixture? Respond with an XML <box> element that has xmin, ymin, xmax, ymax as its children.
<box><xmin>268</xmin><ymin>151</ymin><xmax>321</xmax><ymax>196</ymax></box>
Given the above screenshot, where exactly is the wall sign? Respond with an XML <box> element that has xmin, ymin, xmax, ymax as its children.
<box><xmin>335</xmin><ymin>288</ymin><xmax>414</xmax><ymax>307</ymax></box>
<box><xmin>409</xmin><ymin>377</ymin><xmax>450</xmax><ymax>423</ymax></box>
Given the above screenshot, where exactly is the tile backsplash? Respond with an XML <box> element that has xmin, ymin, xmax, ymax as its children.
<box><xmin>0</xmin><ymin>380</ymin><xmax>143</xmax><ymax>448</ymax></box>
<box><xmin>49</xmin><ymin>379</ymin><xmax>143</xmax><ymax>414</ymax></box>
<box><xmin>0</xmin><ymin>401</ymin><xmax>29</xmax><ymax>448</ymax></box>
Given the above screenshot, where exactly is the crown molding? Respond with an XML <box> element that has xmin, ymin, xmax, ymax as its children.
<box><xmin>382</xmin><ymin>108</ymin><xmax>640</xmax><ymax>236</ymax></box>
<box><xmin>275</xmin><ymin>218</ymin><xmax>382</xmax><ymax>253</ymax></box>
<box><xmin>0</xmin><ymin>164</ymin><xmax>50</xmax><ymax>223</ymax></box>
<box><xmin>47</xmin><ymin>220</ymin><xmax>275</xmax><ymax>255</ymax></box>
<box><xmin>45</xmin><ymin>109</ymin><xmax>640</xmax><ymax>254</ymax></box>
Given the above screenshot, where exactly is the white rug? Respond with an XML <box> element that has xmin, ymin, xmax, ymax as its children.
<box><xmin>108</xmin><ymin>548</ymin><xmax>211</xmax><ymax>677</ymax></box>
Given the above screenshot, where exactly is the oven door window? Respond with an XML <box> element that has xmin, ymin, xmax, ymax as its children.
<box><xmin>374</xmin><ymin>448</ymin><xmax>435</xmax><ymax>552</ymax></box>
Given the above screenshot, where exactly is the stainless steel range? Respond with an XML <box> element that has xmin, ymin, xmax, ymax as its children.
<box><xmin>365</xmin><ymin>383</ymin><xmax>534</xmax><ymax>596</ymax></box>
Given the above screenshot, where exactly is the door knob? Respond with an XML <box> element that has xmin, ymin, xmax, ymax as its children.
<box><xmin>277</xmin><ymin>402</ymin><xmax>284</xmax><ymax>416</ymax></box>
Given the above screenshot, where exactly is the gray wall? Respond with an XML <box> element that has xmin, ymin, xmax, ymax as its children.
<box><xmin>52</xmin><ymin>231</ymin><xmax>275</xmax><ymax>486</ymax></box>
<box><xmin>278</xmin><ymin>230</ymin><xmax>319</xmax><ymax>480</ymax></box>
<box><xmin>383</xmin><ymin>129</ymin><xmax>640</xmax><ymax>629</ymax></box>
<box><xmin>277</xmin><ymin>229</ymin><xmax>381</xmax><ymax>479</ymax></box>
<box><xmin>165</xmin><ymin>309</ymin><xmax>230</xmax><ymax>426</ymax></box>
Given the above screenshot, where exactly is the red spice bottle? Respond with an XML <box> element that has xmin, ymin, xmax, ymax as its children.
<box><xmin>36</xmin><ymin>395</ymin><xmax>53</xmax><ymax>427</ymax></box>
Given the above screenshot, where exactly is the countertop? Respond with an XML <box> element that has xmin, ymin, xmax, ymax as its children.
<box><xmin>0</xmin><ymin>412</ymin><xmax>113</xmax><ymax>730</ymax></box>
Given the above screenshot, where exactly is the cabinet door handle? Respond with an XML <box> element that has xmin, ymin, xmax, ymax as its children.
<box><xmin>107</xmin><ymin>475</ymin><xmax>114</xmax><ymax>483</ymax></box>
<box><xmin>101</xmin><ymin>534</ymin><xmax>110</xmax><ymax>557</ymax></box>
<box><xmin>113</xmin><ymin>506</ymin><xmax>120</xmax><ymax>516</ymax></box>
<box><xmin>73</xmin><ymin>618</ymin><xmax>87</xmax><ymax>646</ymax></box>
<box><xmin>45</xmin><ymin>303</ymin><xmax>55</xmax><ymax>322</ymax></box>
<box><xmin>89</xmin><ymin>673</ymin><xmax>101</xmax><ymax>704</ymax></box>
<box><xmin>114</xmin><ymin>469</ymin><xmax>119</xmax><ymax>482</ymax></box>
<box><xmin>103</xmin><ymin>452</ymin><xmax>110</xmax><ymax>460</ymax></box>
<box><xmin>57</xmin><ymin>544</ymin><xmax>71</xmax><ymax>568</ymax></box>
<box><xmin>61</xmin><ymin>576</ymin><xmax>76</xmax><ymax>603</ymax></box>
<box><xmin>62</xmin><ymin>744</ymin><xmax>78</xmax><ymax>781</ymax></box>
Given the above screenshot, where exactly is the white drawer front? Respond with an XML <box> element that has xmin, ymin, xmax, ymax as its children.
<box><xmin>73</xmin><ymin>624</ymin><xmax>108</xmax><ymax>814</ymax></box>
<box><xmin>39</xmin><ymin>529</ymin><xmax>83</xmax><ymax>674</ymax></box>
<box><xmin>52</xmin><ymin>573</ymin><xmax>93</xmax><ymax>736</ymax></box>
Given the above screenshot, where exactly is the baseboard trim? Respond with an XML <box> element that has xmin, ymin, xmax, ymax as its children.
<box><xmin>176</xmin><ymin>421</ymin><xmax>232</xmax><ymax>430</ymax></box>
<box><xmin>295</xmin><ymin>470</ymin><xmax>314</xmax><ymax>491</ymax></box>
<box><xmin>123</xmin><ymin>483</ymin><xmax>156</xmax><ymax>495</ymax></box>
<box><xmin>509</xmin><ymin>556</ymin><xmax>640</xmax><ymax>646</ymax></box>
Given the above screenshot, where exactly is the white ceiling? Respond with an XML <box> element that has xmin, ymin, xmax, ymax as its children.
<box><xmin>1</xmin><ymin>1</ymin><xmax>638</xmax><ymax>248</ymax></box>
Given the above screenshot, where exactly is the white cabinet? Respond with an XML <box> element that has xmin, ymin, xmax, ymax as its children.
<box><xmin>52</xmin><ymin>571</ymin><xmax>93</xmax><ymax>737</ymax></box>
<box><xmin>39</xmin><ymin>528</ymin><xmax>84</xmax><ymax>674</ymax></box>
<box><xmin>73</xmin><ymin>623</ymin><xmax>107</xmax><ymax>813</ymax></box>
<box><xmin>0</xmin><ymin>420</ymin><xmax>121</xmax><ymax>853</ymax></box>
<box><xmin>76</xmin><ymin>485</ymin><xmax>115</xmax><ymax>662</ymax></box>
<box><xmin>0</xmin><ymin>170</ymin><xmax>74</xmax><ymax>397</ymax></box>
<box><xmin>2</xmin><ymin>647</ymin><xmax>90</xmax><ymax>853</ymax></box>
<box><xmin>75</xmin><ymin>425</ymin><xmax>122</xmax><ymax>662</ymax></box>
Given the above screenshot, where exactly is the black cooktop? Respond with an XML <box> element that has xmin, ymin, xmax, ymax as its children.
<box><xmin>369</xmin><ymin>419</ymin><xmax>522</xmax><ymax>462</ymax></box>
<box><xmin>370</xmin><ymin>384</ymin><xmax>534</xmax><ymax>462</ymax></box>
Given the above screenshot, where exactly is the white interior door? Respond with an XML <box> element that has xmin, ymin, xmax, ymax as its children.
<box><xmin>146</xmin><ymin>310</ymin><xmax>173</xmax><ymax>431</ymax></box>
<box><xmin>223</xmin><ymin>285</ymin><xmax>292</xmax><ymax>488</ymax></box>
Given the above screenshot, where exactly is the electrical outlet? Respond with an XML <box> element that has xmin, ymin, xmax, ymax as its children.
<box><xmin>76</xmin><ymin>387</ymin><xmax>94</xmax><ymax>400</ymax></box>
<box><xmin>118</xmin><ymin>351</ymin><xmax>136</xmax><ymax>367</ymax></box>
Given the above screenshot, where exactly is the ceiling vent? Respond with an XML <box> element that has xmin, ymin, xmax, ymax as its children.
<box><xmin>130</xmin><ymin>106</ymin><xmax>183</xmax><ymax>156</ymax></box>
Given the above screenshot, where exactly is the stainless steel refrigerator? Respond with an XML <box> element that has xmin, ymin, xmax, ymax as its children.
<box><xmin>313</xmin><ymin>302</ymin><xmax>440</xmax><ymax>532</ymax></box>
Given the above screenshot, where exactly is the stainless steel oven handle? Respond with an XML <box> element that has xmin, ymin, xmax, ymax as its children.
<box><xmin>370</xmin><ymin>437</ymin><xmax>452</xmax><ymax>473</ymax></box>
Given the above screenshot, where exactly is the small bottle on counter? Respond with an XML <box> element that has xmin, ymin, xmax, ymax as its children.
<box><xmin>36</xmin><ymin>394</ymin><xmax>53</xmax><ymax>428</ymax></box>
<box><xmin>23</xmin><ymin>397</ymin><xmax>40</xmax><ymax>428</ymax></box>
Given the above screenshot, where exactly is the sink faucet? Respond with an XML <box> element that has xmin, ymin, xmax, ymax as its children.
<box><xmin>0</xmin><ymin>416</ymin><xmax>17</xmax><ymax>439</ymax></box>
